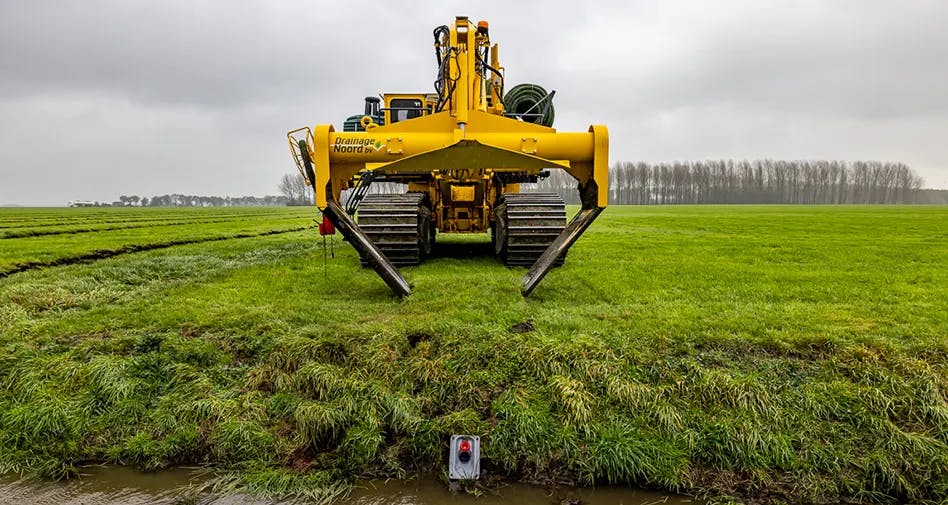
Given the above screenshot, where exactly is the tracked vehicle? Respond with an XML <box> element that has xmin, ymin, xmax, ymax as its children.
<box><xmin>288</xmin><ymin>16</ymin><xmax>608</xmax><ymax>297</ymax></box>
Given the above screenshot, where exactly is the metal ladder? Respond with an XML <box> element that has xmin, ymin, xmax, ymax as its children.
<box><xmin>344</xmin><ymin>170</ymin><xmax>380</xmax><ymax>215</ymax></box>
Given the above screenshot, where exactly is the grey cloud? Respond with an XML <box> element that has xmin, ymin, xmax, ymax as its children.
<box><xmin>0</xmin><ymin>2</ymin><xmax>419</xmax><ymax>107</ymax></box>
<box><xmin>0</xmin><ymin>1</ymin><xmax>946</xmax><ymax>206</ymax></box>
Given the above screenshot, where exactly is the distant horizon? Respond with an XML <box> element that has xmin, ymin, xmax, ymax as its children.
<box><xmin>3</xmin><ymin>188</ymin><xmax>948</xmax><ymax>208</ymax></box>
<box><xmin>5</xmin><ymin>192</ymin><xmax>947</xmax><ymax>208</ymax></box>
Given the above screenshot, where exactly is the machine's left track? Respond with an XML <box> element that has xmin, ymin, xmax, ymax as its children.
<box><xmin>357</xmin><ymin>193</ymin><xmax>432</xmax><ymax>267</ymax></box>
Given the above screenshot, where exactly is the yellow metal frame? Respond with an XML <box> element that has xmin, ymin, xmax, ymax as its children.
<box><xmin>289</xmin><ymin>16</ymin><xmax>608</xmax><ymax>214</ymax></box>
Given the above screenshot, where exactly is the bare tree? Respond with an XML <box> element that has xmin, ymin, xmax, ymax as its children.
<box><xmin>279</xmin><ymin>173</ymin><xmax>313</xmax><ymax>206</ymax></box>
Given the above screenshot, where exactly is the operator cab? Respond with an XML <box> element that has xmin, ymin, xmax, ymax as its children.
<box><xmin>383</xmin><ymin>94</ymin><xmax>438</xmax><ymax>124</ymax></box>
<box><xmin>344</xmin><ymin>94</ymin><xmax>437</xmax><ymax>131</ymax></box>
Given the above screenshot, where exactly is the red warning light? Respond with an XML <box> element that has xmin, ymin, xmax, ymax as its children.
<box><xmin>458</xmin><ymin>438</ymin><xmax>472</xmax><ymax>463</ymax></box>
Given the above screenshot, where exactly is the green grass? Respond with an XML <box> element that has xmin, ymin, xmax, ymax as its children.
<box><xmin>0</xmin><ymin>207</ymin><xmax>314</xmax><ymax>274</ymax></box>
<box><xmin>0</xmin><ymin>205</ymin><xmax>946</xmax><ymax>504</ymax></box>
<box><xmin>0</xmin><ymin>207</ymin><xmax>303</xmax><ymax>228</ymax></box>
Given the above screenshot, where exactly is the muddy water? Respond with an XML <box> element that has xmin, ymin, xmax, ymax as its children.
<box><xmin>345</xmin><ymin>478</ymin><xmax>701</xmax><ymax>505</ymax></box>
<box><xmin>1</xmin><ymin>467</ymin><xmax>701</xmax><ymax>505</ymax></box>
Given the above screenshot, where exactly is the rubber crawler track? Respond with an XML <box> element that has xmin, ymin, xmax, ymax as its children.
<box><xmin>495</xmin><ymin>193</ymin><xmax>567</xmax><ymax>267</ymax></box>
<box><xmin>357</xmin><ymin>193</ymin><xmax>430</xmax><ymax>267</ymax></box>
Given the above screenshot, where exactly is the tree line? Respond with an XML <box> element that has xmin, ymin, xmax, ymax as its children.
<box><xmin>100</xmin><ymin>160</ymin><xmax>938</xmax><ymax>208</ymax></box>
<box><xmin>109</xmin><ymin>194</ymin><xmax>289</xmax><ymax>207</ymax></box>
<box><xmin>527</xmin><ymin>160</ymin><xmax>930</xmax><ymax>205</ymax></box>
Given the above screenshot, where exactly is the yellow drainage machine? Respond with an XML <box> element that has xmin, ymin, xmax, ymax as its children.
<box><xmin>289</xmin><ymin>16</ymin><xmax>608</xmax><ymax>297</ymax></box>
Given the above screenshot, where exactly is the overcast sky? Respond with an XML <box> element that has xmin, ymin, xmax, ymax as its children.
<box><xmin>1</xmin><ymin>1</ymin><xmax>946</xmax><ymax>205</ymax></box>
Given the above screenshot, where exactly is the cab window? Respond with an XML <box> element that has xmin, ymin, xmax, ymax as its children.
<box><xmin>389</xmin><ymin>98</ymin><xmax>424</xmax><ymax>123</ymax></box>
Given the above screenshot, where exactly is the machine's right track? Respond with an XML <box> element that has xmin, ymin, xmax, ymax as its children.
<box><xmin>357</xmin><ymin>193</ymin><xmax>431</xmax><ymax>267</ymax></box>
<box><xmin>494</xmin><ymin>193</ymin><xmax>567</xmax><ymax>267</ymax></box>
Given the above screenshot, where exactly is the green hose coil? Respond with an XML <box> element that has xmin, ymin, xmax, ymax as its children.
<box><xmin>504</xmin><ymin>83</ymin><xmax>555</xmax><ymax>127</ymax></box>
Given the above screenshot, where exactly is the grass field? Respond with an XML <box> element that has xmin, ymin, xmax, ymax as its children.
<box><xmin>0</xmin><ymin>205</ymin><xmax>946</xmax><ymax>504</ymax></box>
<box><xmin>0</xmin><ymin>207</ymin><xmax>313</xmax><ymax>277</ymax></box>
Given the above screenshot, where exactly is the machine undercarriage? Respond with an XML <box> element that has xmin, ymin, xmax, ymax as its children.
<box><xmin>350</xmin><ymin>191</ymin><xmax>567</xmax><ymax>269</ymax></box>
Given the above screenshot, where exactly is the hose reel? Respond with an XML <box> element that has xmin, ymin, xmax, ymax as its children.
<box><xmin>504</xmin><ymin>83</ymin><xmax>555</xmax><ymax>127</ymax></box>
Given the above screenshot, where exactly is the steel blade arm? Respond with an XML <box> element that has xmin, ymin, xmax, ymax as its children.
<box><xmin>521</xmin><ymin>206</ymin><xmax>604</xmax><ymax>297</ymax></box>
<box><xmin>323</xmin><ymin>202</ymin><xmax>412</xmax><ymax>297</ymax></box>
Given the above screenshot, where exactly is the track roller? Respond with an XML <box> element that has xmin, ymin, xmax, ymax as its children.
<box><xmin>494</xmin><ymin>193</ymin><xmax>567</xmax><ymax>267</ymax></box>
<box><xmin>357</xmin><ymin>193</ymin><xmax>431</xmax><ymax>267</ymax></box>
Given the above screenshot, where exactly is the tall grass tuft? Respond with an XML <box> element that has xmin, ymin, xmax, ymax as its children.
<box><xmin>549</xmin><ymin>375</ymin><xmax>595</xmax><ymax>428</ymax></box>
<box><xmin>205</xmin><ymin>464</ymin><xmax>350</xmax><ymax>505</ymax></box>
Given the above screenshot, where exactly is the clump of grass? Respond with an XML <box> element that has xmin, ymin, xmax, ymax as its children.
<box><xmin>293</xmin><ymin>363</ymin><xmax>349</xmax><ymax>400</ymax></box>
<box><xmin>211</xmin><ymin>419</ymin><xmax>274</xmax><ymax>463</ymax></box>
<box><xmin>203</xmin><ymin>463</ymin><xmax>351</xmax><ymax>505</ymax></box>
<box><xmin>579</xmin><ymin>422</ymin><xmax>689</xmax><ymax>489</ymax></box>
<box><xmin>687</xmin><ymin>366</ymin><xmax>774</xmax><ymax>417</ymax></box>
<box><xmin>488</xmin><ymin>389</ymin><xmax>563</xmax><ymax>476</ymax></box>
<box><xmin>294</xmin><ymin>400</ymin><xmax>353</xmax><ymax>445</ymax></box>
<box><xmin>548</xmin><ymin>375</ymin><xmax>595</xmax><ymax>428</ymax></box>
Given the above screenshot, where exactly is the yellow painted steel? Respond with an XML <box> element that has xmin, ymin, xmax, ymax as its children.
<box><xmin>450</xmin><ymin>185</ymin><xmax>476</xmax><ymax>202</ymax></box>
<box><xmin>289</xmin><ymin>16</ymin><xmax>608</xmax><ymax>215</ymax></box>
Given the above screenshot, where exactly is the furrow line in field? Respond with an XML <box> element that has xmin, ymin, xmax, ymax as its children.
<box><xmin>0</xmin><ymin>216</ymin><xmax>313</xmax><ymax>239</ymax></box>
<box><xmin>0</xmin><ymin>211</ymin><xmax>311</xmax><ymax>230</ymax></box>
<box><xmin>0</xmin><ymin>226</ymin><xmax>313</xmax><ymax>279</ymax></box>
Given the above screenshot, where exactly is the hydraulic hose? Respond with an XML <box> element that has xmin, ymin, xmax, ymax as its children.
<box><xmin>504</xmin><ymin>83</ymin><xmax>555</xmax><ymax>127</ymax></box>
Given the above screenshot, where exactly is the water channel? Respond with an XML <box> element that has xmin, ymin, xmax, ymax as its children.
<box><xmin>1</xmin><ymin>466</ymin><xmax>702</xmax><ymax>504</ymax></box>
